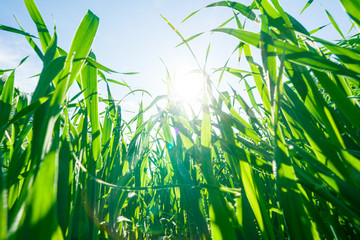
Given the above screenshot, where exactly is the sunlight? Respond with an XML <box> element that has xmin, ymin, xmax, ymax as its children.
<box><xmin>173</xmin><ymin>68</ymin><xmax>203</xmax><ymax>105</ymax></box>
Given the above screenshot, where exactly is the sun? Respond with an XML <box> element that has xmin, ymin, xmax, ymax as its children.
<box><xmin>173</xmin><ymin>69</ymin><xmax>203</xmax><ymax>105</ymax></box>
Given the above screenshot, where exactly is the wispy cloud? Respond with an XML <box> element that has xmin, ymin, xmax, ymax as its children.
<box><xmin>0</xmin><ymin>39</ymin><xmax>20</xmax><ymax>67</ymax></box>
<box><xmin>0</xmin><ymin>36</ymin><xmax>42</xmax><ymax>93</ymax></box>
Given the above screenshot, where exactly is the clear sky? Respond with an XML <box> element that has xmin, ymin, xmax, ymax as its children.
<box><xmin>0</xmin><ymin>0</ymin><xmax>354</xmax><ymax>116</ymax></box>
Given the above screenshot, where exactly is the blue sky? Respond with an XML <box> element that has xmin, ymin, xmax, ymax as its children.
<box><xmin>0</xmin><ymin>0</ymin><xmax>354</xmax><ymax>116</ymax></box>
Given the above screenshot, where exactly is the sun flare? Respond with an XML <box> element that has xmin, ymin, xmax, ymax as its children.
<box><xmin>173</xmin><ymin>69</ymin><xmax>203</xmax><ymax>104</ymax></box>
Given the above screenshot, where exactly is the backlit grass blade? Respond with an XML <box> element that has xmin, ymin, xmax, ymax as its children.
<box><xmin>0</xmin><ymin>165</ymin><xmax>7</xmax><ymax>239</ymax></box>
<box><xmin>217</xmin><ymin>134</ymin><xmax>275</xmax><ymax>239</ymax></box>
<box><xmin>282</xmin><ymin>85</ymin><xmax>354</xmax><ymax>182</ymax></box>
<box><xmin>306</xmin><ymin>35</ymin><xmax>360</xmax><ymax>75</ymax></box>
<box><xmin>161</xmin><ymin>15</ymin><xmax>202</xmax><ymax>71</ymax></box>
<box><xmin>57</xmin><ymin>113</ymin><xmax>72</xmax><ymax>237</ymax></box>
<box><xmin>309</xmin><ymin>23</ymin><xmax>330</xmax><ymax>35</ymax></box>
<box><xmin>289</xmin><ymin>142</ymin><xmax>360</xmax><ymax>212</ymax></box>
<box><xmin>0</xmin><ymin>95</ymin><xmax>50</xmax><ymax>140</ymax></box>
<box><xmin>183</xmin><ymin>1</ymin><xmax>257</xmax><ymax>23</ymax></box>
<box><xmin>216</xmin><ymin>99</ymin><xmax>262</xmax><ymax>142</ymax></box>
<box><xmin>65</xmin><ymin>11</ymin><xmax>99</xmax><ymax>87</ymax></box>
<box><xmin>340</xmin><ymin>0</ymin><xmax>360</xmax><ymax>27</ymax></box>
<box><xmin>31</xmin><ymin>56</ymin><xmax>65</xmax><ymax>102</ymax></box>
<box><xmin>43</xmin><ymin>29</ymin><xmax>58</xmax><ymax>67</ymax></box>
<box><xmin>80</xmin><ymin>53</ymin><xmax>102</xmax><ymax>239</ymax></box>
<box><xmin>325</xmin><ymin>10</ymin><xmax>345</xmax><ymax>39</ymax></box>
<box><xmin>312</xmin><ymin>70</ymin><xmax>360</xmax><ymax>131</ymax></box>
<box><xmin>300</xmin><ymin>0</ymin><xmax>314</xmax><ymax>14</ymax></box>
<box><xmin>8</xmin><ymin>10</ymin><xmax>100</xmax><ymax>240</ymax></box>
<box><xmin>0</xmin><ymin>24</ymin><xmax>37</xmax><ymax>38</ymax></box>
<box><xmin>81</xmin><ymin>52</ymin><xmax>101</xmax><ymax>166</ymax></box>
<box><xmin>24</xmin><ymin>0</ymin><xmax>52</xmax><ymax>52</ymax></box>
<box><xmin>244</xmin><ymin>79</ymin><xmax>262</xmax><ymax>116</ymax></box>
<box><xmin>204</xmin><ymin>1</ymin><xmax>257</xmax><ymax>22</ymax></box>
<box><xmin>243</xmin><ymin>43</ymin><xmax>271</xmax><ymax>113</ymax></box>
<box><xmin>239</xmin><ymin>150</ymin><xmax>275</xmax><ymax>240</ymax></box>
<box><xmin>0</xmin><ymin>71</ymin><xmax>15</xmax><ymax>140</ymax></box>
<box><xmin>86</xmin><ymin>57</ymin><xmax>118</xmax><ymax>73</ymax></box>
<box><xmin>200</xmin><ymin>78</ymin><xmax>238</xmax><ymax>240</ymax></box>
<box><xmin>259</xmin><ymin>15</ymin><xmax>277</xmax><ymax>110</ymax></box>
<box><xmin>228</xmin><ymin>88</ymin><xmax>263</xmax><ymax>130</ymax></box>
<box><xmin>32</xmin><ymin>9</ymin><xmax>99</xmax><ymax>158</ymax></box>
<box><xmin>260</xmin><ymin>25</ymin><xmax>318</xmax><ymax>238</ymax></box>
<box><xmin>13</xmin><ymin>17</ymin><xmax>44</xmax><ymax>60</ymax></box>
<box><xmin>212</xmin><ymin>28</ymin><xmax>360</xmax><ymax>81</ymax></box>
<box><xmin>161</xmin><ymin>116</ymin><xmax>210</xmax><ymax>239</ymax></box>
<box><xmin>15</xmin><ymin>149</ymin><xmax>64</xmax><ymax>239</ymax></box>
<box><xmin>260</xmin><ymin>0</ymin><xmax>297</xmax><ymax>43</ymax></box>
<box><xmin>273</xmin><ymin>131</ymin><xmax>316</xmax><ymax>239</ymax></box>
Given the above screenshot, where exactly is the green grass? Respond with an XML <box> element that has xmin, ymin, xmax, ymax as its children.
<box><xmin>1</xmin><ymin>0</ymin><xmax>360</xmax><ymax>239</ymax></box>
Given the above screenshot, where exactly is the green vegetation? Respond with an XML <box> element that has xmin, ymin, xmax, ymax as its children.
<box><xmin>1</xmin><ymin>0</ymin><xmax>360</xmax><ymax>239</ymax></box>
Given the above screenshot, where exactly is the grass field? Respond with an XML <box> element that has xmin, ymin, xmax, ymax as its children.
<box><xmin>1</xmin><ymin>0</ymin><xmax>360</xmax><ymax>239</ymax></box>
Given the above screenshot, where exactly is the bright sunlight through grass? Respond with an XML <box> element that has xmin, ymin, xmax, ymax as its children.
<box><xmin>1</xmin><ymin>0</ymin><xmax>360</xmax><ymax>239</ymax></box>
<box><xmin>174</xmin><ymin>70</ymin><xmax>203</xmax><ymax>104</ymax></box>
